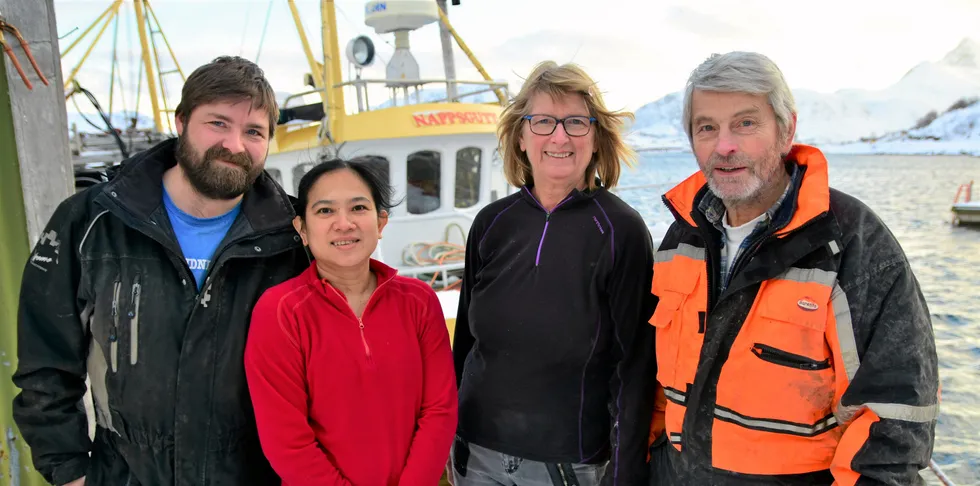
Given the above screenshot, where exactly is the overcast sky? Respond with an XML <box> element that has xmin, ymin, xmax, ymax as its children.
<box><xmin>54</xmin><ymin>0</ymin><xmax>980</xmax><ymax>116</ymax></box>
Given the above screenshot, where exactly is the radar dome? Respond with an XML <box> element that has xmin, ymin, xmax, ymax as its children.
<box><xmin>364</xmin><ymin>1</ymin><xmax>439</xmax><ymax>34</ymax></box>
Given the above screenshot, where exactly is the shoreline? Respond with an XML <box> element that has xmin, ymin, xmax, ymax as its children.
<box><xmin>630</xmin><ymin>142</ymin><xmax>980</xmax><ymax>158</ymax></box>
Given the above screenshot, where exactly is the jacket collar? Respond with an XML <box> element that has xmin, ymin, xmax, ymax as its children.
<box><xmin>98</xmin><ymin>137</ymin><xmax>296</xmax><ymax>234</ymax></box>
<box><xmin>305</xmin><ymin>258</ymin><xmax>400</xmax><ymax>308</ymax></box>
<box><xmin>664</xmin><ymin>144</ymin><xmax>831</xmax><ymax>236</ymax></box>
<box><xmin>520</xmin><ymin>183</ymin><xmax>603</xmax><ymax>212</ymax></box>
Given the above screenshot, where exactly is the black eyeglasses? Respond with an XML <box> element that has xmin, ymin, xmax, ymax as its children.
<box><xmin>523</xmin><ymin>115</ymin><xmax>597</xmax><ymax>137</ymax></box>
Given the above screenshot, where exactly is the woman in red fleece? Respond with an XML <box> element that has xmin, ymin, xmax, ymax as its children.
<box><xmin>245</xmin><ymin>157</ymin><xmax>458</xmax><ymax>486</ymax></box>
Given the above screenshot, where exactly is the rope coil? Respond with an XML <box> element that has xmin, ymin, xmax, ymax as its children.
<box><xmin>401</xmin><ymin>223</ymin><xmax>467</xmax><ymax>291</ymax></box>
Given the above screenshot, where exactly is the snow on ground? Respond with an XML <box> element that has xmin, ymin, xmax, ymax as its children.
<box><xmin>821</xmin><ymin>139</ymin><xmax>980</xmax><ymax>156</ymax></box>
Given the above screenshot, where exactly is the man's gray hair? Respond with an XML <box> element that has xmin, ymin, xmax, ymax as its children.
<box><xmin>681</xmin><ymin>52</ymin><xmax>797</xmax><ymax>142</ymax></box>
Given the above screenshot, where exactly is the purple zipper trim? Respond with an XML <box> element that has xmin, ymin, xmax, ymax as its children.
<box><xmin>478</xmin><ymin>199</ymin><xmax>521</xmax><ymax>251</ymax></box>
<box><xmin>524</xmin><ymin>187</ymin><xmax>573</xmax><ymax>266</ymax></box>
<box><xmin>535</xmin><ymin>219</ymin><xmax>550</xmax><ymax>266</ymax></box>
<box><xmin>522</xmin><ymin>186</ymin><xmax>573</xmax><ymax>212</ymax></box>
<box><xmin>521</xmin><ymin>186</ymin><xmax>543</xmax><ymax>210</ymax></box>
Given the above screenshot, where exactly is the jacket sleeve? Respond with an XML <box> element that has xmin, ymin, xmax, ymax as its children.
<box><xmin>600</xmin><ymin>220</ymin><xmax>657</xmax><ymax>486</ymax></box>
<box><xmin>830</xmin><ymin>259</ymin><xmax>939</xmax><ymax>486</ymax></box>
<box><xmin>452</xmin><ymin>217</ymin><xmax>483</xmax><ymax>387</ymax></box>
<box><xmin>398</xmin><ymin>288</ymin><xmax>459</xmax><ymax>486</ymax></box>
<box><xmin>244</xmin><ymin>292</ymin><xmax>353</xmax><ymax>486</ymax></box>
<box><xmin>12</xmin><ymin>195</ymin><xmax>92</xmax><ymax>486</ymax></box>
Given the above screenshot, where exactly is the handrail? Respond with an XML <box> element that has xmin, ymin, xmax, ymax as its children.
<box><xmin>424</xmin><ymin>86</ymin><xmax>502</xmax><ymax>105</ymax></box>
<box><xmin>952</xmin><ymin>180</ymin><xmax>973</xmax><ymax>204</ymax></box>
<box><xmin>929</xmin><ymin>459</ymin><xmax>956</xmax><ymax>486</ymax></box>
<box><xmin>334</xmin><ymin>78</ymin><xmax>508</xmax><ymax>89</ymax></box>
<box><xmin>611</xmin><ymin>182</ymin><xmax>673</xmax><ymax>193</ymax></box>
<box><xmin>334</xmin><ymin>78</ymin><xmax>507</xmax><ymax>90</ymax></box>
<box><xmin>338</xmin><ymin>78</ymin><xmax>508</xmax><ymax>112</ymax></box>
<box><xmin>282</xmin><ymin>79</ymin><xmax>508</xmax><ymax>111</ymax></box>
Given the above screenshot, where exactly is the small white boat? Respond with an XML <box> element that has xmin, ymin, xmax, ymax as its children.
<box><xmin>951</xmin><ymin>181</ymin><xmax>979</xmax><ymax>226</ymax></box>
<box><xmin>952</xmin><ymin>201</ymin><xmax>980</xmax><ymax>225</ymax></box>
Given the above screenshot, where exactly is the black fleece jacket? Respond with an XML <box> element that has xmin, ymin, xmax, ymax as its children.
<box><xmin>453</xmin><ymin>185</ymin><xmax>657</xmax><ymax>485</ymax></box>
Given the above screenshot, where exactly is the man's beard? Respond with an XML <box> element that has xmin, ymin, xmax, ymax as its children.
<box><xmin>175</xmin><ymin>136</ymin><xmax>263</xmax><ymax>200</ymax></box>
<box><xmin>703</xmin><ymin>145</ymin><xmax>784</xmax><ymax>206</ymax></box>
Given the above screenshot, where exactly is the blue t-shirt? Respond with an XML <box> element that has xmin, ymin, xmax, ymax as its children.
<box><xmin>163</xmin><ymin>189</ymin><xmax>241</xmax><ymax>290</ymax></box>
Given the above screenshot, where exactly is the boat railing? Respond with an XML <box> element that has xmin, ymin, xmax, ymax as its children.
<box><xmin>396</xmin><ymin>260</ymin><xmax>465</xmax><ymax>289</ymax></box>
<box><xmin>281</xmin><ymin>79</ymin><xmax>509</xmax><ymax>113</ymax></box>
<box><xmin>929</xmin><ymin>459</ymin><xmax>957</xmax><ymax>486</ymax></box>
<box><xmin>338</xmin><ymin>78</ymin><xmax>509</xmax><ymax>113</ymax></box>
<box><xmin>953</xmin><ymin>180</ymin><xmax>973</xmax><ymax>204</ymax></box>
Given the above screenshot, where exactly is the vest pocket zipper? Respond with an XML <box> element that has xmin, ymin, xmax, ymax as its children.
<box><xmin>556</xmin><ymin>464</ymin><xmax>570</xmax><ymax>486</ymax></box>
<box><xmin>110</xmin><ymin>279</ymin><xmax>121</xmax><ymax>372</ymax></box>
<box><xmin>130</xmin><ymin>275</ymin><xmax>141</xmax><ymax>365</ymax></box>
<box><xmin>751</xmin><ymin>343</ymin><xmax>830</xmax><ymax>370</ymax></box>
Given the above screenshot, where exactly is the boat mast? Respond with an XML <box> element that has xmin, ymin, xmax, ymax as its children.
<box><xmin>286</xmin><ymin>0</ymin><xmax>325</xmax><ymax>104</ymax></box>
<box><xmin>132</xmin><ymin>0</ymin><xmax>162</xmax><ymax>132</ymax></box>
<box><xmin>436</xmin><ymin>0</ymin><xmax>457</xmax><ymax>102</ymax></box>
<box><xmin>61</xmin><ymin>0</ymin><xmax>183</xmax><ymax>134</ymax></box>
<box><xmin>321</xmin><ymin>0</ymin><xmax>345</xmax><ymax>141</ymax></box>
<box><xmin>286</xmin><ymin>0</ymin><xmax>346</xmax><ymax>143</ymax></box>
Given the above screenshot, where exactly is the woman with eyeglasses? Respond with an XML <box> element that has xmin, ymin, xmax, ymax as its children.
<box><xmin>450</xmin><ymin>61</ymin><xmax>657</xmax><ymax>486</ymax></box>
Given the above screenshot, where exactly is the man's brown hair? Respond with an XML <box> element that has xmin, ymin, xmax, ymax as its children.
<box><xmin>174</xmin><ymin>56</ymin><xmax>279</xmax><ymax>137</ymax></box>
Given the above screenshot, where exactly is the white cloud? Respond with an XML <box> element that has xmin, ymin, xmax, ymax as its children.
<box><xmin>55</xmin><ymin>0</ymin><xmax>980</xmax><ymax>118</ymax></box>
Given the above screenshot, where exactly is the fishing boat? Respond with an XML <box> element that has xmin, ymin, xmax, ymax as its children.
<box><xmin>268</xmin><ymin>0</ymin><xmax>511</xmax><ymax>291</ymax></box>
<box><xmin>62</xmin><ymin>0</ymin><xmax>513</xmax><ymax>296</ymax></box>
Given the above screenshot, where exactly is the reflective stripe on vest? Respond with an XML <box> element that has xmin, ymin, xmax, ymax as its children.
<box><xmin>830</xmin><ymin>281</ymin><xmax>939</xmax><ymax>425</ymax></box>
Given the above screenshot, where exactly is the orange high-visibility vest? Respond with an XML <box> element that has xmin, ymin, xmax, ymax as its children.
<box><xmin>651</xmin><ymin>145</ymin><xmax>844</xmax><ymax>475</ymax></box>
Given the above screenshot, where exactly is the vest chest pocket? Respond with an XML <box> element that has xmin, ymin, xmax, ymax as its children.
<box><xmin>650</xmin><ymin>290</ymin><xmax>683</xmax><ymax>387</ymax></box>
<box><xmin>650</xmin><ymin>266</ymin><xmax>706</xmax><ymax>389</ymax></box>
<box><xmin>720</xmin><ymin>278</ymin><xmax>837</xmax><ymax>424</ymax></box>
<box><xmin>753</xmin><ymin>278</ymin><xmax>834</xmax><ymax>364</ymax></box>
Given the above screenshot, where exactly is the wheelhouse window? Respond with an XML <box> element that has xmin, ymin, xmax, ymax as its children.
<box><xmin>455</xmin><ymin>147</ymin><xmax>481</xmax><ymax>208</ymax></box>
<box><xmin>407</xmin><ymin>150</ymin><xmax>441</xmax><ymax>214</ymax></box>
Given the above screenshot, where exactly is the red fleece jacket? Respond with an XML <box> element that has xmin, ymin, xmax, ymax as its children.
<box><xmin>245</xmin><ymin>260</ymin><xmax>457</xmax><ymax>486</ymax></box>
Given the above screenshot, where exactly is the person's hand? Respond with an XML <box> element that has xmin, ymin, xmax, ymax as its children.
<box><xmin>63</xmin><ymin>477</ymin><xmax>85</xmax><ymax>486</ymax></box>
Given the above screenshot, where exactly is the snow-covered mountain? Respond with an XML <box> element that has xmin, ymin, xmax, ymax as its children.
<box><xmin>824</xmin><ymin>98</ymin><xmax>980</xmax><ymax>156</ymax></box>
<box><xmin>629</xmin><ymin>38</ymin><xmax>980</xmax><ymax>149</ymax></box>
<box><xmin>905</xmin><ymin>100</ymin><xmax>980</xmax><ymax>141</ymax></box>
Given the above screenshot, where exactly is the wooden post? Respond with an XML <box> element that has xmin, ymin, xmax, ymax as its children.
<box><xmin>0</xmin><ymin>0</ymin><xmax>74</xmax><ymax>484</ymax></box>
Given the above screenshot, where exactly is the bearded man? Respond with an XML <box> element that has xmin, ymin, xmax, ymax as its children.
<box><xmin>13</xmin><ymin>56</ymin><xmax>308</xmax><ymax>486</ymax></box>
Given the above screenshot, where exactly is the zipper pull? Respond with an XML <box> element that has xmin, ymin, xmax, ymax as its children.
<box><xmin>358</xmin><ymin>318</ymin><xmax>372</xmax><ymax>359</ymax></box>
